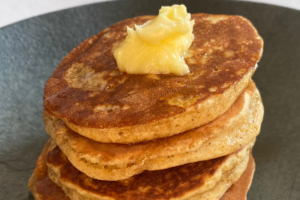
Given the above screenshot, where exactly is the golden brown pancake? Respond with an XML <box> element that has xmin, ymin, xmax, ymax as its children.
<box><xmin>43</xmin><ymin>14</ymin><xmax>263</xmax><ymax>144</ymax></box>
<box><xmin>28</xmin><ymin>140</ymin><xmax>255</xmax><ymax>200</ymax></box>
<box><xmin>43</xmin><ymin>139</ymin><xmax>253</xmax><ymax>200</ymax></box>
<box><xmin>43</xmin><ymin>81</ymin><xmax>263</xmax><ymax>180</ymax></box>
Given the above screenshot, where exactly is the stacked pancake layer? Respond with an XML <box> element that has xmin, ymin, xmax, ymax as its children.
<box><xmin>28</xmin><ymin>140</ymin><xmax>256</xmax><ymax>200</ymax></box>
<box><xmin>43</xmin><ymin>81</ymin><xmax>262</xmax><ymax>181</ymax></box>
<box><xmin>28</xmin><ymin>13</ymin><xmax>264</xmax><ymax>200</ymax></box>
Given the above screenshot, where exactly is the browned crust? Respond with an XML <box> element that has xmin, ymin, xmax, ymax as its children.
<box><xmin>43</xmin><ymin>14</ymin><xmax>263</xmax><ymax>143</ymax></box>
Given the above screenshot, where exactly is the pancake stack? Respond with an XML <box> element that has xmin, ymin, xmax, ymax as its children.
<box><xmin>28</xmin><ymin>13</ymin><xmax>264</xmax><ymax>200</ymax></box>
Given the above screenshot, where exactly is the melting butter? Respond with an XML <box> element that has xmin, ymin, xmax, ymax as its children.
<box><xmin>114</xmin><ymin>5</ymin><xmax>194</xmax><ymax>75</ymax></box>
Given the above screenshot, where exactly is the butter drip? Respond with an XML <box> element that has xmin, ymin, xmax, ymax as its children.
<box><xmin>114</xmin><ymin>5</ymin><xmax>194</xmax><ymax>75</ymax></box>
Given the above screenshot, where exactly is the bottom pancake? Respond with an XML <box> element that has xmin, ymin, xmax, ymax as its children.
<box><xmin>28</xmin><ymin>139</ymin><xmax>255</xmax><ymax>200</ymax></box>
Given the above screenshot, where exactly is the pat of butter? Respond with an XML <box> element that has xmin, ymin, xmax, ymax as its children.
<box><xmin>114</xmin><ymin>5</ymin><xmax>194</xmax><ymax>75</ymax></box>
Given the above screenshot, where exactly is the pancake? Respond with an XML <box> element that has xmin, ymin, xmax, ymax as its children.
<box><xmin>45</xmin><ymin>139</ymin><xmax>253</xmax><ymax>200</ymax></box>
<box><xmin>43</xmin><ymin>81</ymin><xmax>263</xmax><ymax>181</ymax></box>
<box><xmin>28</xmin><ymin>140</ymin><xmax>255</xmax><ymax>200</ymax></box>
<box><xmin>43</xmin><ymin>14</ymin><xmax>263</xmax><ymax>144</ymax></box>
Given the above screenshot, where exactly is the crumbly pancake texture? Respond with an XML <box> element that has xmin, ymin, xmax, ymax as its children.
<box><xmin>44</xmin><ymin>14</ymin><xmax>263</xmax><ymax>143</ymax></box>
<box><xmin>45</xmin><ymin>139</ymin><xmax>254</xmax><ymax>200</ymax></box>
<box><xmin>43</xmin><ymin>81</ymin><xmax>263</xmax><ymax>180</ymax></box>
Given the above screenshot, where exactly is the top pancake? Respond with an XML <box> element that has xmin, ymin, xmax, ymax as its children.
<box><xmin>44</xmin><ymin>14</ymin><xmax>263</xmax><ymax>143</ymax></box>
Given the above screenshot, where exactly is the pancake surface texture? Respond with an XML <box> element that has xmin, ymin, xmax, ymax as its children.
<box><xmin>45</xmin><ymin>139</ymin><xmax>254</xmax><ymax>200</ymax></box>
<box><xmin>43</xmin><ymin>81</ymin><xmax>263</xmax><ymax>180</ymax></box>
<box><xmin>44</xmin><ymin>14</ymin><xmax>263</xmax><ymax>143</ymax></box>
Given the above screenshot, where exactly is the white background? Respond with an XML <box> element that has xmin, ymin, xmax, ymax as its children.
<box><xmin>1</xmin><ymin>0</ymin><xmax>300</xmax><ymax>28</ymax></box>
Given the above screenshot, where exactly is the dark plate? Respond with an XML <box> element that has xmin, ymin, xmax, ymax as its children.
<box><xmin>0</xmin><ymin>0</ymin><xmax>299</xmax><ymax>199</ymax></box>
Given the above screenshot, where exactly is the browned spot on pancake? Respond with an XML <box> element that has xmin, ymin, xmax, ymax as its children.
<box><xmin>44</xmin><ymin>14</ymin><xmax>263</xmax><ymax>128</ymax></box>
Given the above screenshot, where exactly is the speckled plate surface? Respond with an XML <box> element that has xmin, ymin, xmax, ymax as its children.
<box><xmin>0</xmin><ymin>0</ymin><xmax>299</xmax><ymax>199</ymax></box>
